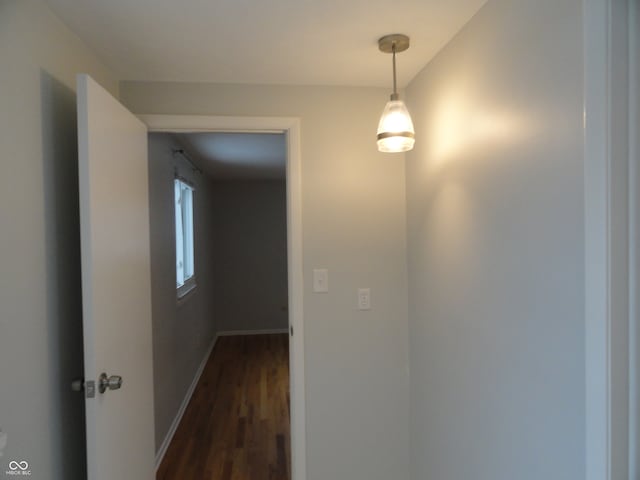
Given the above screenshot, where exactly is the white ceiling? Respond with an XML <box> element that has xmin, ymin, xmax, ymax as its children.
<box><xmin>45</xmin><ymin>0</ymin><xmax>486</xmax><ymax>87</ymax></box>
<box><xmin>174</xmin><ymin>132</ymin><xmax>286</xmax><ymax>181</ymax></box>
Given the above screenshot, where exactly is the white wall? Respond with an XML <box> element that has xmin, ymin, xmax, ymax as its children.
<box><xmin>147</xmin><ymin>133</ymin><xmax>217</xmax><ymax>451</ymax></box>
<box><xmin>0</xmin><ymin>1</ymin><xmax>118</xmax><ymax>478</ymax></box>
<box><xmin>121</xmin><ymin>83</ymin><xmax>410</xmax><ymax>480</ymax></box>
<box><xmin>211</xmin><ymin>180</ymin><xmax>288</xmax><ymax>333</ymax></box>
<box><xmin>404</xmin><ymin>0</ymin><xmax>584</xmax><ymax>479</ymax></box>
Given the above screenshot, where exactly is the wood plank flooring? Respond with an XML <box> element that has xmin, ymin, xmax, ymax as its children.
<box><xmin>157</xmin><ymin>334</ymin><xmax>290</xmax><ymax>480</ymax></box>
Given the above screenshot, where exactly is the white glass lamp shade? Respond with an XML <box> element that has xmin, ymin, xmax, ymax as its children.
<box><xmin>376</xmin><ymin>99</ymin><xmax>415</xmax><ymax>153</ymax></box>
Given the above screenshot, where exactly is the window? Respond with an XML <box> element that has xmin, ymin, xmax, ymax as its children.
<box><xmin>175</xmin><ymin>178</ymin><xmax>195</xmax><ymax>297</ymax></box>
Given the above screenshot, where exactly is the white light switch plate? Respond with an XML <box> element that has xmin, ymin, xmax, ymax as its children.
<box><xmin>313</xmin><ymin>269</ymin><xmax>329</xmax><ymax>293</ymax></box>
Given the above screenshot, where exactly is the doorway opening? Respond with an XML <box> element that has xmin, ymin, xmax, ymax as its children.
<box><xmin>142</xmin><ymin>116</ymin><xmax>305</xmax><ymax>480</ymax></box>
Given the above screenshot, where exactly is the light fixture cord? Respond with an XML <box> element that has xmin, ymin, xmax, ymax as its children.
<box><xmin>392</xmin><ymin>43</ymin><xmax>398</xmax><ymax>96</ymax></box>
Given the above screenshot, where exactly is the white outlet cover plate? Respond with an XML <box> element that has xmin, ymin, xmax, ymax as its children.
<box><xmin>358</xmin><ymin>288</ymin><xmax>371</xmax><ymax>310</ymax></box>
<box><xmin>313</xmin><ymin>268</ymin><xmax>329</xmax><ymax>293</ymax></box>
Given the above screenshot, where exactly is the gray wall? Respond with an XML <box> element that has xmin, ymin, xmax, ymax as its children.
<box><xmin>0</xmin><ymin>0</ymin><xmax>118</xmax><ymax>478</ymax></box>
<box><xmin>121</xmin><ymin>83</ymin><xmax>410</xmax><ymax>480</ymax></box>
<box><xmin>404</xmin><ymin>0</ymin><xmax>585</xmax><ymax>479</ymax></box>
<box><xmin>147</xmin><ymin>133</ymin><xmax>217</xmax><ymax>451</ymax></box>
<box><xmin>211</xmin><ymin>180</ymin><xmax>288</xmax><ymax>333</ymax></box>
<box><xmin>0</xmin><ymin>1</ymin><xmax>592</xmax><ymax>478</ymax></box>
<box><xmin>631</xmin><ymin>2</ymin><xmax>640</xmax><ymax>475</ymax></box>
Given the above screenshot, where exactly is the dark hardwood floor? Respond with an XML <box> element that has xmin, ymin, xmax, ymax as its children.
<box><xmin>157</xmin><ymin>334</ymin><xmax>290</xmax><ymax>480</ymax></box>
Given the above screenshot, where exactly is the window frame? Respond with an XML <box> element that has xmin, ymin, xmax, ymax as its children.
<box><xmin>174</xmin><ymin>177</ymin><xmax>196</xmax><ymax>299</ymax></box>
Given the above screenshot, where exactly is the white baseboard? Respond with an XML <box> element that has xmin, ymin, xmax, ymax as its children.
<box><xmin>155</xmin><ymin>334</ymin><xmax>217</xmax><ymax>471</ymax></box>
<box><xmin>217</xmin><ymin>328</ymin><xmax>289</xmax><ymax>336</ymax></box>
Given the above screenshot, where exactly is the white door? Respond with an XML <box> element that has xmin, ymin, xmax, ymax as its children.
<box><xmin>77</xmin><ymin>74</ymin><xmax>155</xmax><ymax>480</ymax></box>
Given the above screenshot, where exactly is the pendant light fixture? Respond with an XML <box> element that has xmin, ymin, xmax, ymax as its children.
<box><xmin>376</xmin><ymin>34</ymin><xmax>415</xmax><ymax>153</ymax></box>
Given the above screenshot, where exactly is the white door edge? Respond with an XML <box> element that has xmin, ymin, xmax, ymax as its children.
<box><xmin>140</xmin><ymin>114</ymin><xmax>307</xmax><ymax>480</ymax></box>
<box><xmin>584</xmin><ymin>0</ymin><xmax>635</xmax><ymax>479</ymax></box>
<box><xmin>628</xmin><ymin>0</ymin><xmax>640</xmax><ymax>477</ymax></box>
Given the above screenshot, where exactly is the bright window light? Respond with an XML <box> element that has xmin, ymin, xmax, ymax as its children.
<box><xmin>175</xmin><ymin>179</ymin><xmax>195</xmax><ymax>297</ymax></box>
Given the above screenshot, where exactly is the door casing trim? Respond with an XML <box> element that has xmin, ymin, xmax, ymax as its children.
<box><xmin>583</xmin><ymin>0</ymin><xmax>636</xmax><ymax>478</ymax></box>
<box><xmin>140</xmin><ymin>114</ymin><xmax>307</xmax><ymax>480</ymax></box>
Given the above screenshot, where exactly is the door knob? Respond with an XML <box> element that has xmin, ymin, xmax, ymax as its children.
<box><xmin>99</xmin><ymin>373</ymin><xmax>123</xmax><ymax>394</ymax></box>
